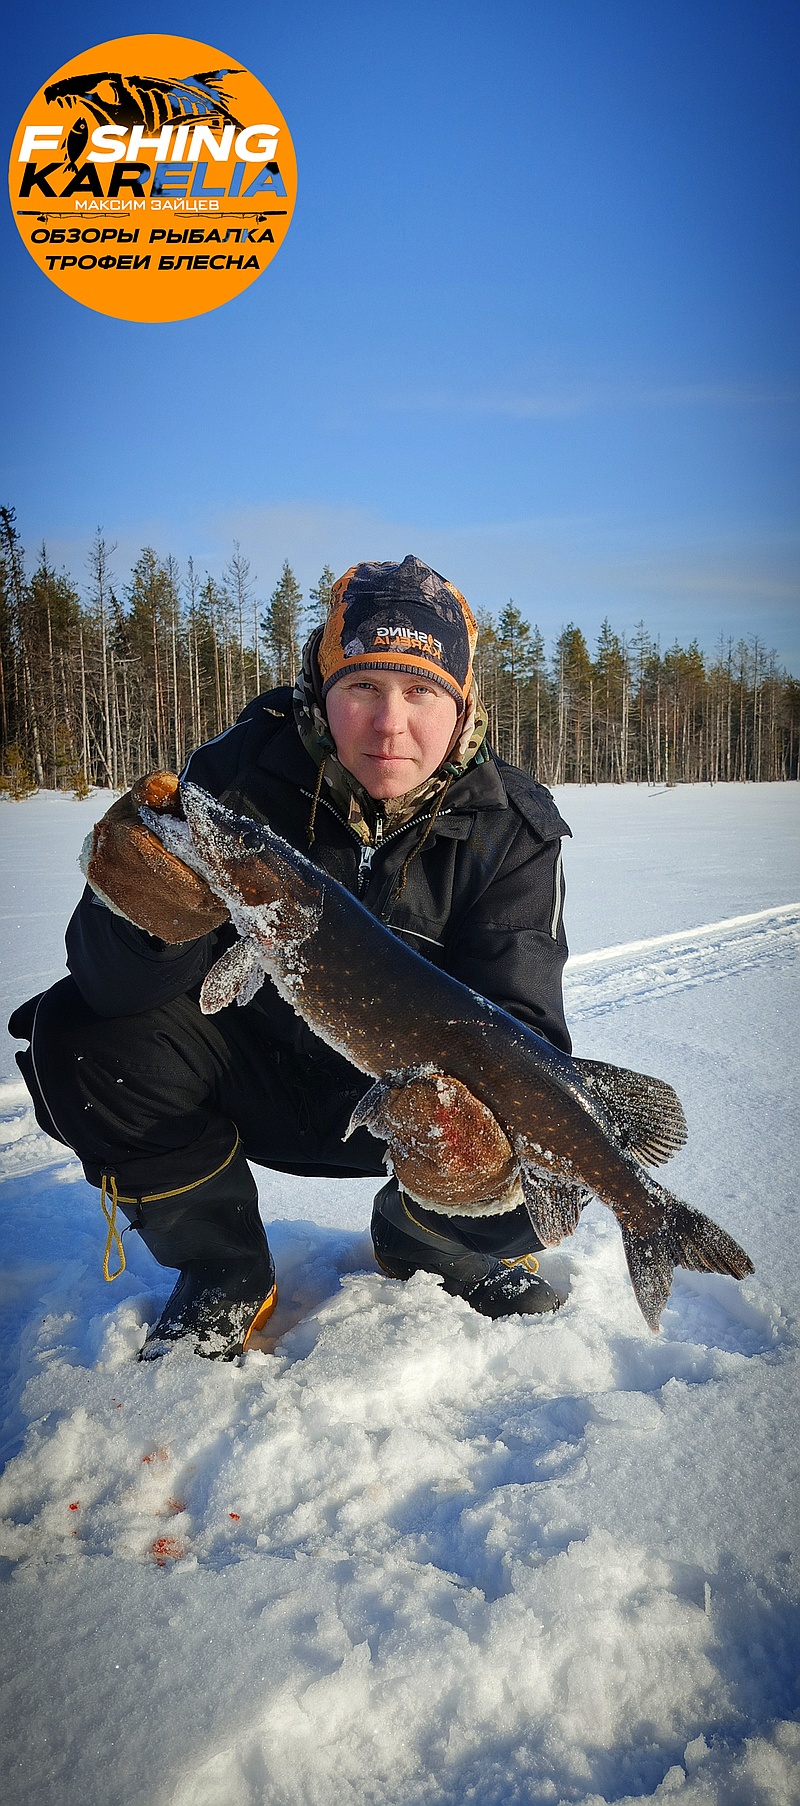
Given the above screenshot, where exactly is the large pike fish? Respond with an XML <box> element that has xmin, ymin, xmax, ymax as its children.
<box><xmin>143</xmin><ymin>782</ymin><xmax>754</xmax><ymax>1331</ymax></box>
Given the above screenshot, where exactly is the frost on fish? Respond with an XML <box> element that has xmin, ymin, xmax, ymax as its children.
<box><xmin>619</xmin><ymin>1193</ymin><xmax>755</xmax><ymax>1332</ymax></box>
<box><xmin>199</xmin><ymin>939</ymin><xmax>264</xmax><ymax>1012</ymax></box>
<box><xmin>519</xmin><ymin>1168</ymin><xmax>592</xmax><ymax>1244</ymax></box>
<box><xmin>141</xmin><ymin>781</ymin><xmax>755</xmax><ymax>1331</ymax></box>
<box><xmin>139</xmin><ymin>809</ymin><xmax>204</xmax><ymax>877</ymax></box>
<box><xmin>141</xmin><ymin>798</ymin><xmax>322</xmax><ymax>1018</ymax></box>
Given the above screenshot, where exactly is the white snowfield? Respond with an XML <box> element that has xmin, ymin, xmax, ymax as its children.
<box><xmin>0</xmin><ymin>782</ymin><xmax>798</xmax><ymax>1806</ymax></box>
<box><xmin>565</xmin><ymin>902</ymin><xmax>800</xmax><ymax>1019</ymax></box>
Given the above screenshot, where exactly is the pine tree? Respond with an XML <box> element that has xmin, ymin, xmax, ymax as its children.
<box><xmin>594</xmin><ymin>619</ymin><xmax>630</xmax><ymax>782</ymax></box>
<box><xmin>1</xmin><ymin>741</ymin><xmax>36</xmax><ymax>798</ymax></box>
<box><xmin>553</xmin><ymin>625</ymin><xmax>593</xmax><ymax>781</ymax></box>
<box><xmin>262</xmin><ymin>561</ymin><xmax>302</xmax><ymax>686</ymax></box>
<box><xmin>86</xmin><ymin>532</ymin><xmax>116</xmax><ymax>786</ymax></box>
<box><xmin>29</xmin><ymin>551</ymin><xmax>81</xmax><ymax>786</ymax></box>
<box><xmin>225</xmin><ymin>542</ymin><xmax>254</xmax><ymax>714</ymax></box>
<box><xmin>198</xmin><ymin>575</ymin><xmax>230</xmax><ymax>735</ymax></box>
<box><xmin>306</xmin><ymin>563</ymin><xmax>336</xmax><ymax>630</ymax></box>
<box><xmin>499</xmin><ymin>603</ymin><xmax>536</xmax><ymax>767</ymax></box>
<box><xmin>0</xmin><ymin>508</ymin><xmax>45</xmax><ymax>787</ymax></box>
<box><xmin>127</xmin><ymin>548</ymin><xmax>175</xmax><ymax>769</ymax></box>
<box><xmin>527</xmin><ymin>624</ymin><xmax>549</xmax><ymax>778</ymax></box>
<box><xmin>474</xmin><ymin>610</ymin><xmax>502</xmax><ymax>746</ymax></box>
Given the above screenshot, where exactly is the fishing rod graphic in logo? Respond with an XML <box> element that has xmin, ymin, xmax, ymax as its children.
<box><xmin>9</xmin><ymin>34</ymin><xmax>297</xmax><ymax>321</ymax></box>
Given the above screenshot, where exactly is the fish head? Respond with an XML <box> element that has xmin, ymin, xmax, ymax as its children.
<box><xmin>178</xmin><ymin>782</ymin><xmax>320</xmax><ymax>943</ymax></box>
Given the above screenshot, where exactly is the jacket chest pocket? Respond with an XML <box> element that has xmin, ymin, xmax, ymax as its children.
<box><xmin>386</xmin><ymin>922</ymin><xmax>447</xmax><ymax>966</ymax></box>
<box><xmin>378</xmin><ymin>816</ymin><xmax>475</xmax><ymax>957</ymax></box>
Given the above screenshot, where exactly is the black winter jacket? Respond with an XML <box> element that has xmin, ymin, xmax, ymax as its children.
<box><xmin>66</xmin><ymin>689</ymin><xmax>573</xmax><ymax>1053</ymax></box>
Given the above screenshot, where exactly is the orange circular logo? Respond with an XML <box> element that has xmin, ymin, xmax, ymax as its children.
<box><xmin>9</xmin><ymin>33</ymin><xmax>297</xmax><ymax>323</ymax></box>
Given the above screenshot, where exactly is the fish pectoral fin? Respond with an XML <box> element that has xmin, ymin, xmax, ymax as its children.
<box><xmin>345</xmin><ymin>1076</ymin><xmax>397</xmax><ymax>1140</ymax></box>
<box><xmin>520</xmin><ymin>1168</ymin><xmax>592</xmax><ymax>1245</ymax></box>
<box><xmin>572</xmin><ymin>1058</ymin><xmax>688</xmax><ymax>1166</ymax></box>
<box><xmin>620</xmin><ymin>1191</ymin><xmax>754</xmax><ymax>1333</ymax></box>
<box><xmin>346</xmin><ymin>1065</ymin><xmax>445</xmax><ymax>1140</ymax></box>
<box><xmin>199</xmin><ymin>939</ymin><xmax>264</xmax><ymax>1015</ymax></box>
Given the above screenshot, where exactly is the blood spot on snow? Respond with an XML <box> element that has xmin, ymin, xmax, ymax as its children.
<box><xmin>229</xmin><ymin>1512</ymin><xmax>240</xmax><ymax>1521</ymax></box>
<box><xmin>68</xmin><ymin>1501</ymin><xmax>80</xmax><ymax>1511</ymax></box>
<box><xmin>151</xmin><ymin>1537</ymin><xmax>185</xmax><ymax>1566</ymax></box>
<box><xmin>141</xmin><ymin>1447</ymin><xmax>169</xmax><ymax>1465</ymax></box>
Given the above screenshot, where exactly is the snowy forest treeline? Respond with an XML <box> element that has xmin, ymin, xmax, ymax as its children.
<box><xmin>1</xmin><ymin>506</ymin><xmax>798</xmax><ymax>795</ymax></box>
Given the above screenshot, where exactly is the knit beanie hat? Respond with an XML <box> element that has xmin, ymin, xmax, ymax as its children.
<box><xmin>317</xmin><ymin>555</ymin><xmax>477</xmax><ymax>711</ymax></box>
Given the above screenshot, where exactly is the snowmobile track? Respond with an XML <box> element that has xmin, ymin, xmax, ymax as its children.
<box><xmin>563</xmin><ymin>902</ymin><xmax>800</xmax><ymax>1020</ymax></box>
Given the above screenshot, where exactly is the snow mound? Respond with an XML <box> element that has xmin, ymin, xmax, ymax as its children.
<box><xmin>1</xmin><ymin>785</ymin><xmax>799</xmax><ymax>1804</ymax></box>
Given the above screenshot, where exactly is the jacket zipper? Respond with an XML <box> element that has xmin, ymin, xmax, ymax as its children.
<box><xmin>300</xmin><ymin>790</ymin><xmax>447</xmax><ymax>894</ymax></box>
<box><xmin>357</xmin><ymin>815</ymin><xmax>382</xmax><ymax>890</ymax></box>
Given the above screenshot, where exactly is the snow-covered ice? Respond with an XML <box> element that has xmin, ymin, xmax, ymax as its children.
<box><xmin>0</xmin><ymin>783</ymin><xmax>798</xmax><ymax>1806</ymax></box>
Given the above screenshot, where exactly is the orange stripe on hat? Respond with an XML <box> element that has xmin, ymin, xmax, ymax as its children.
<box><xmin>318</xmin><ymin>556</ymin><xmax>477</xmax><ymax>709</ymax></box>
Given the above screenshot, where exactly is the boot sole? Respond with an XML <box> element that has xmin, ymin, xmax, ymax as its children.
<box><xmin>242</xmin><ymin>1283</ymin><xmax>279</xmax><ymax>1350</ymax></box>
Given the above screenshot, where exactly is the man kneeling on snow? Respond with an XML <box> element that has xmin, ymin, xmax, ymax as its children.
<box><xmin>10</xmin><ymin>557</ymin><xmax>572</xmax><ymax>1359</ymax></box>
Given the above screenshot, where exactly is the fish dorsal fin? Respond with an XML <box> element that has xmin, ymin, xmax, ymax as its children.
<box><xmin>520</xmin><ymin>1168</ymin><xmax>591</xmax><ymax>1245</ymax></box>
<box><xmin>573</xmin><ymin>1059</ymin><xmax>688</xmax><ymax>1166</ymax></box>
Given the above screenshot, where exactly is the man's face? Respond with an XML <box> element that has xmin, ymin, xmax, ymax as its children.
<box><xmin>325</xmin><ymin>670</ymin><xmax>460</xmax><ymax>799</ymax></box>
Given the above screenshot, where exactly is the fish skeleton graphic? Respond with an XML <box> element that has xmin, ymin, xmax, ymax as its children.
<box><xmin>44</xmin><ymin>70</ymin><xmax>244</xmax><ymax>132</ymax></box>
<box><xmin>142</xmin><ymin>782</ymin><xmax>754</xmax><ymax>1331</ymax></box>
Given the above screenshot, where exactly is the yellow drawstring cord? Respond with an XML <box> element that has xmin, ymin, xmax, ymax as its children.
<box><xmin>98</xmin><ymin>1138</ymin><xmax>242</xmax><ymax>1281</ymax></box>
<box><xmin>100</xmin><ymin>1175</ymin><xmax>127</xmax><ymax>1281</ymax></box>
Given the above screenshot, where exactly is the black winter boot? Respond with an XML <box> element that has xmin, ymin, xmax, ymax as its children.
<box><xmin>139</xmin><ymin>1257</ymin><xmax>276</xmax><ymax>1361</ymax></box>
<box><xmin>119</xmin><ymin>1142</ymin><xmax>277</xmax><ymax>1361</ymax></box>
<box><xmin>371</xmin><ymin>1182</ymin><xmax>561</xmax><ymax>1319</ymax></box>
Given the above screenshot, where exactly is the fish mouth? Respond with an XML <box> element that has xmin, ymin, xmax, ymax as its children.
<box><xmin>177</xmin><ymin>782</ymin><xmax>321</xmax><ymax>925</ymax></box>
<box><xmin>180</xmin><ymin>784</ymin><xmax>267</xmax><ymax>858</ymax></box>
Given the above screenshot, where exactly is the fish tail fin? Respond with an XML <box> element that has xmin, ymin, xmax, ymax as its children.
<box><xmin>621</xmin><ymin>1193</ymin><xmax>754</xmax><ymax>1332</ymax></box>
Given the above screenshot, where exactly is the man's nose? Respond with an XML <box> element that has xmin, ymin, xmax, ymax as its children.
<box><xmin>372</xmin><ymin>692</ymin><xmax>406</xmax><ymax>733</ymax></box>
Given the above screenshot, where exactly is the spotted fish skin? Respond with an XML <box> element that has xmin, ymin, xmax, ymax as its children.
<box><xmin>147</xmin><ymin>783</ymin><xmax>753</xmax><ymax>1331</ymax></box>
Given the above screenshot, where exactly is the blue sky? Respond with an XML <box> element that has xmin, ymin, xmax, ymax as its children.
<box><xmin>4</xmin><ymin>0</ymin><xmax>799</xmax><ymax>669</ymax></box>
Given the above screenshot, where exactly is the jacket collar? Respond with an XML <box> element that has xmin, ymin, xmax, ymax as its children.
<box><xmin>255</xmin><ymin>701</ymin><xmax>513</xmax><ymax>822</ymax></box>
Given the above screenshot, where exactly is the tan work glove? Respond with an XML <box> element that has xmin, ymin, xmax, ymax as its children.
<box><xmin>83</xmin><ymin>771</ymin><xmax>229</xmax><ymax>943</ymax></box>
<box><xmin>351</xmin><ymin>1070</ymin><xmax>521</xmax><ymax>1213</ymax></box>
